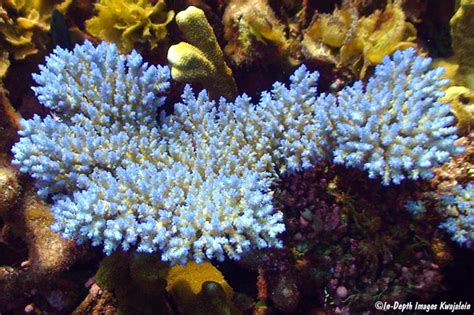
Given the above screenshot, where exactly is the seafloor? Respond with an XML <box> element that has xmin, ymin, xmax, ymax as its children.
<box><xmin>0</xmin><ymin>0</ymin><xmax>473</xmax><ymax>314</ymax></box>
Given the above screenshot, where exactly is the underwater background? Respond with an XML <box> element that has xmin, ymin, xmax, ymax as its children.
<box><xmin>0</xmin><ymin>0</ymin><xmax>473</xmax><ymax>314</ymax></box>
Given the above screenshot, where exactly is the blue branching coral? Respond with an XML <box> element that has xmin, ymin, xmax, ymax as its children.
<box><xmin>12</xmin><ymin>41</ymin><xmax>171</xmax><ymax>198</ymax></box>
<box><xmin>439</xmin><ymin>183</ymin><xmax>474</xmax><ymax>247</ymax></box>
<box><xmin>328</xmin><ymin>49</ymin><xmax>464</xmax><ymax>184</ymax></box>
<box><xmin>12</xmin><ymin>41</ymin><xmax>463</xmax><ymax>264</ymax></box>
<box><xmin>405</xmin><ymin>184</ymin><xmax>473</xmax><ymax>247</ymax></box>
<box><xmin>404</xmin><ymin>200</ymin><xmax>427</xmax><ymax>215</ymax></box>
<box><xmin>12</xmin><ymin>41</ymin><xmax>287</xmax><ymax>264</ymax></box>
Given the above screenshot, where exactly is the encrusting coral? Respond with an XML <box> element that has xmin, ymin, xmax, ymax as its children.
<box><xmin>0</xmin><ymin>166</ymin><xmax>86</xmax><ymax>311</ymax></box>
<box><xmin>168</xmin><ymin>6</ymin><xmax>237</xmax><ymax>100</ymax></box>
<box><xmin>85</xmin><ymin>0</ymin><xmax>174</xmax><ymax>53</ymax></box>
<box><xmin>11</xmin><ymin>40</ymin><xmax>462</xmax><ymax>265</ymax></box>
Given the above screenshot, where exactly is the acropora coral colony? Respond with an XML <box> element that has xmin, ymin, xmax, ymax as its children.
<box><xmin>12</xmin><ymin>40</ymin><xmax>465</xmax><ymax>265</ymax></box>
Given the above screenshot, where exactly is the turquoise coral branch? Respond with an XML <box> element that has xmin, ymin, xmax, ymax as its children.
<box><xmin>11</xmin><ymin>41</ymin><xmax>463</xmax><ymax>264</ymax></box>
<box><xmin>405</xmin><ymin>184</ymin><xmax>473</xmax><ymax>248</ymax></box>
<box><xmin>439</xmin><ymin>183</ymin><xmax>474</xmax><ymax>247</ymax></box>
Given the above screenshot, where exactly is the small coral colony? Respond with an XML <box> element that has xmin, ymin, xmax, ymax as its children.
<box><xmin>1</xmin><ymin>0</ymin><xmax>473</xmax><ymax>313</ymax></box>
